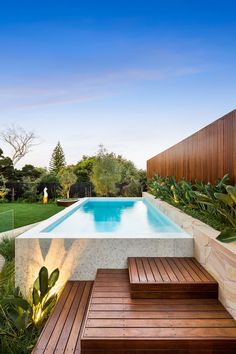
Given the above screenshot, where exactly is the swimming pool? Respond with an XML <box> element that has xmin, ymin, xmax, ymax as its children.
<box><xmin>42</xmin><ymin>198</ymin><xmax>183</xmax><ymax>236</ymax></box>
<box><xmin>16</xmin><ymin>196</ymin><xmax>193</xmax><ymax>294</ymax></box>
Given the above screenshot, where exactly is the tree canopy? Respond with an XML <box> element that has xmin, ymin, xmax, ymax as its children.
<box><xmin>58</xmin><ymin>167</ymin><xmax>77</xmax><ymax>199</ymax></box>
<box><xmin>0</xmin><ymin>125</ymin><xmax>38</xmax><ymax>166</ymax></box>
<box><xmin>74</xmin><ymin>155</ymin><xmax>97</xmax><ymax>182</ymax></box>
<box><xmin>0</xmin><ymin>144</ymin><xmax>147</xmax><ymax>201</ymax></box>
<box><xmin>49</xmin><ymin>142</ymin><xmax>66</xmax><ymax>174</ymax></box>
<box><xmin>90</xmin><ymin>146</ymin><xmax>146</xmax><ymax>197</ymax></box>
<box><xmin>0</xmin><ymin>148</ymin><xmax>15</xmax><ymax>180</ymax></box>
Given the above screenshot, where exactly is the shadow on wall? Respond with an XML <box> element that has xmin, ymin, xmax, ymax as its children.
<box><xmin>15</xmin><ymin>238</ymin><xmax>89</xmax><ymax>297</ymax></box>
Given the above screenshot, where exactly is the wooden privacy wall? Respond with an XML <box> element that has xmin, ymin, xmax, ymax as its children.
<box><xmin>147</xmin><ymin>110</ymin><xmax>236</xmax><ymax>184</ymax></box>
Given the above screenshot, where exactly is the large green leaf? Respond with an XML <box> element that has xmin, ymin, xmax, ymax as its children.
<box><xmin>48</xmin><ymin>268</ymin><xmax>59</xmax><ymax>288</ymax></box>
<box><xmin>216</xmin><ymin>174</ymin><xmax>230</xmax><ymax>189</ymax></box>
<box><xmin>216</xmin><ymin>228</ymin><xmax>236</xmax><ymax>243</ymax></box>
<box><xmin>32</xmin><ymin>288</ymin><xmax>40</xmax><ymax>306</ymax></box>
<box><xmin>33</xmin><ymin>277</ymin><xmax>40</xmax><ymax>291</ymax></box>
<box><xmin>194</xmin><ymin>192</ymin><xmax>213</xmax><ymax>205</ymax></box>
<box><xmin>1</xmin><ymin>296</ymin><xmax>30</xmax><ymax>311</ymax></box>
<box><xmin>42</xmin><ymin>293</ymin><xmax>57</xmax><ymax>312</ymax></box>
<box><xmin>7</xmin><ymin>308</ymin><xmax>19</xmax><ymax>325</ymax></box>
<box><xmin>7</xmin><ymin>308</ymin><xmax>30</xmax><ymax>330</ymax></box>
<box><xmin>39</xmin><ymin>266</ymin><xmax>49</xmax><ymax>298</ymax></box>
<box><xmin>226</xmin><ymin>185</ymin><xmax>236</xmax><ymax>203</ymax></box>
<box><xmin>214</xmin><ymin>192</ymin><xmax>234</xmax><ymax>207</ymax></box>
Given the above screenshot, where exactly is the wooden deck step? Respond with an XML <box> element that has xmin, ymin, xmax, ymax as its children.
<box><xmin>128</xmin><ymin>257</ymin><xmax>218</xmax><ymax>299</ymax></box>
<box><xmin>32</xmin><ymin>280</ymin><xmax>93</xmax><ymax>354</ymax></box>
<box><xmin>81</xmin><ymin>269</ymin><xmax>236</xmax><ymax>354</ymax></box>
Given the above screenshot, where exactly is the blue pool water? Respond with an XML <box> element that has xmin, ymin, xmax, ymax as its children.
<box><xmin>42</xmin><ymin>198</ymin><xmax>182</xmax><ymax>235</ymax></box>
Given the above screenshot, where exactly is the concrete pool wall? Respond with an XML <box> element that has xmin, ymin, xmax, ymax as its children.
<box><xmin>15</xmin><ymin>196</ymin><xmax>193</xmax><ymax>296</ymax></box>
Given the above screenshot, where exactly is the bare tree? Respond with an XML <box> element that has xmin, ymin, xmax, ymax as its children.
<box><xmin>0</xmin><ymin>125</ymin><xmax>39</xmax><ymax>166</ymax></box>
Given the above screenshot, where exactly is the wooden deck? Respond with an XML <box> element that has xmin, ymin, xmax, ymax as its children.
<box><xmin>32</xmin><ymin>257</ymin><xmax>236</xmax><ymax>354</ymax></box>
<box><xmin>128</xmin><ymin>257</ymin><xmax>218</xmax><ymax>298</ymax></box>
<box><xmin>32</xmin><ymin>280</ymin><xmax>93</xmax><ymax>354</ymax></box>
<box><xmin>81</xmin><ymin>269</ymin><xmax>236</xmax><ymax>354</ymax></box>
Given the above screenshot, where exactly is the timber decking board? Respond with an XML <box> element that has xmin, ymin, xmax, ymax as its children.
<box><xmin>32</xmin><ymin>280</ymin><xmax>93</xmax><ymax>354</ymax></box>
<box><xmin>128</xmin><ymin>257</ymin><xmax>218</xmax><ymax>298</ymax></box>
<box><xmin>81</xmin><ymin>269</ymin><xmax>236</xmax><ymax>354</ymax></box>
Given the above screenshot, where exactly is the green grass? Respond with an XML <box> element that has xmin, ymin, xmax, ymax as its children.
<box><xmin>0</xmin><ymin>203</ymin><xmax>64</xmax><ymax>232</ymax></box>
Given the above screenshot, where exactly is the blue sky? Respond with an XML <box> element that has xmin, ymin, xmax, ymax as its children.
<box><xmin>0</xmin><ymin>1</ymin><xmax>236</xmax><ymax>168</ymax></box>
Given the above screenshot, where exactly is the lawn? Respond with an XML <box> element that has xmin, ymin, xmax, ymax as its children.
<box><xmin>0</xmin><ymin>203</ymin><xmax>64</xmax><ymax>232</ymax></box>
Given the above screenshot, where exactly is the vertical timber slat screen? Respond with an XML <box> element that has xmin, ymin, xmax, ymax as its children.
<box><xmin>147</xmin><ymin>110</ymin><xmax>236</xmax><ymax>184</ymax></box>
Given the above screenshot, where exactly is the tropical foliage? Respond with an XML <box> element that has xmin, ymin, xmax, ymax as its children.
<box><xmin>148</xmin><ymin>174</ymin><xmax>236</xmax><ymax>243</ymax></box>
<box><xmin>0</xmin><ymin>252</ymin><xmax>59</xmax><ymax>353</ymax></box>
<box><xmin>194</xmin><ymin>182</ymin><xmax>236</xmax><ymax>243</ymax></box>
<box><xmin>0</xmin><ymin>236</ymin><xmax>61</xmax><ymax>353</ymax></box>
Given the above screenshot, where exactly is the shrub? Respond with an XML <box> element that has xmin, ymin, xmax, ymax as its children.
<box><xmin>0</xmin><ymin>236</ymin><xmax>15</xmax><ymax>262</ymax></box>
<box><xmin>58</xmin><ymin>168</ymin><xmax>77</xmax><ymax>199</ymax></box>
<box><xmin>0</xmin><ymin>175</ymin><xmax>9</xmax><ymax>202</ymax></box>
<box><xmin>148</xmin><ymin>174</ymin><xmax>236</xmax><ymax>243</ymax></box>
<box><xmin>195</xmin><ymin>182</ymin><xmax>236</xmax><ymax>243</ymax></box>
<box><xmin>21</xmin><ymin>177</ymin><xmax>39</xmax><ymax>202</ymax></box>
<box><xmin>0</xmin><ymin>266</ymin><xmax>60</xmax><ymax>354</ymax></box>
<box><xmin>0</xmin><ymin>260</ymin><xmax>15</xmax><ymax>296</ymax></box>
